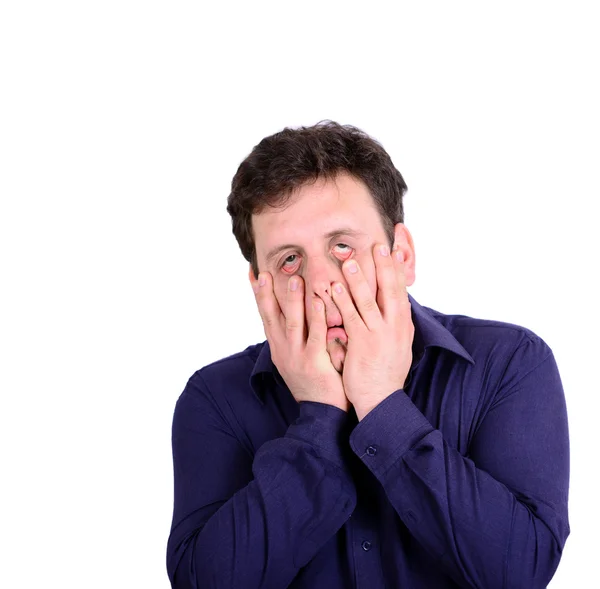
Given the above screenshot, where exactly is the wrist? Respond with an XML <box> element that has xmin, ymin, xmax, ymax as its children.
<box><xmin>285</xmin><ymin>401</ymin><xmax>354</xmax><ymax>465</ymax></box>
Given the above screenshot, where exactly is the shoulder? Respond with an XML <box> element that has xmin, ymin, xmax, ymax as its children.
<box><xmin>423</xmin><ymin>302</ymin><xmax>554</xmax><ymax>373</ymax></box>
<box><xmin>171</xmin><ymin>341</ymin><xmax>268</xmax><ymax>439</ymax></box>
<box><xmin>184</xmin><ymin>341</ymin><xmax>267</xmax><ymax>398</ymax></box>
<box><xmin>436</xmin><ymin>305</ymin><xmax>547</xmax><ymax>343</ymax></box>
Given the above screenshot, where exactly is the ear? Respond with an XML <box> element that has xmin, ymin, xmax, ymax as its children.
<box><xmin>248</xmin><ymin>263</ymin><xmax>258</xmax><ymax>282</ymax></box>
<box><xmin>392</xmin><ymin>223</ymin><xmax>416</xmax><ymax>287</ymax></box>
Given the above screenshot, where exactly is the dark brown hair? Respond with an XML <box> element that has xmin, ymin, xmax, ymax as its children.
<box><xmin>226</xmin><ymin>120</ymin><xmax>408</xmax><ymax>279</ymax></box>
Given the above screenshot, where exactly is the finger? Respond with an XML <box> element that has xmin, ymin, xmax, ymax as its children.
<box><xmin>251</xmin><ymin>271</ymin><xmax>285</xmax><ymax>345</ymax></box>
<box><xmin>341</xmin><ymin>258</ymin><xmax>382</xmax><ymax>329</ymax></box>
<box><xmin>330</xmin><ymin>280</ymin><xmax>366</xmax><ymax>338</ymax></box>
<box><xmin>285</xmin><ymin>275</ymin><xmax>306</xmax><ymax>352</ymax></box>
<box><xmin>306</xmin><ymin>296</ymin><xmax>327</xmax><ymax>351</ymax></box>
<box><xmin>392</xmin><ymin>245</ymin><xmax>411</xmax><ymax>310</ymax></box>
<box><xmin>374</xmin><ymin>243</ymin><xmax>402</xmax><ymax>321</ymax></box>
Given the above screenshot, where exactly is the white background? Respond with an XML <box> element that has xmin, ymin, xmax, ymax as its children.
<box><xmin>1</xmin><ymin>1</ymin><xmax>598</xmax><ymax>587</ymax></box>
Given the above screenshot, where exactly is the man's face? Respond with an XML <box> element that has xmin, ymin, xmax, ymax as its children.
<box><xmin>251</xmin><ymin>172</ymin><xmax>414</xmax><ymax>373</ymax></box>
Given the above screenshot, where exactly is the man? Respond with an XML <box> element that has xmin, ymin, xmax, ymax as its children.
<box><xmin>166</xmin><ymin>121</ymin><xmax>570</xmax><ymax>588</ymax></box>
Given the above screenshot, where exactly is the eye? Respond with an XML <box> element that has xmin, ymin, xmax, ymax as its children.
<box><xmin>334</xmin><ymin>243</ymin><xmax>351</xmax><ymax>253</ymax></box>
<box><xmin>279</xmin><ymin>244</ymin><xmax>353</xmax><ymax>273</ymax></box>
<box><xmin>281</xmin><ymin>254</ymin><xmax>298</xmax><ymax>270</ymax></box>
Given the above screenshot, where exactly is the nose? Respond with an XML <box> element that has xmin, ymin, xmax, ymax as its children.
<box><xmin>303</xmin><ymin>257</ymin><xmax>344</xmax><ymax>308</ymax></box>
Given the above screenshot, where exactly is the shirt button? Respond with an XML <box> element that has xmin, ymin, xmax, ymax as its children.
<box><xmin>361</xmin><ymin>540</ymin><xmax>372</xmax><ymax>551</ymax></box>
<box><xmin>365</xmin><ymin>445</ymin><xmax>377</xmax><ymax>457</ymax></box>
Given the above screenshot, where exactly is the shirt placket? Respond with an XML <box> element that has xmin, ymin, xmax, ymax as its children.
<box><xmin>347</xmin><ymin>467</ymin><xmax>387</xmax><ymax>589</ymax></box>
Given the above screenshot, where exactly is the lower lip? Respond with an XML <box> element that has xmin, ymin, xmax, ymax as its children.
<box><xmin>327</xmin><ymin>327</ymin><xmax>347</xmax><ymax>344</ymax></box>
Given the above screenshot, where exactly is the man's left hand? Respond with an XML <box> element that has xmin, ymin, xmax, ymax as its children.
<box><xmin>331</xmin><ymin>243</ymin><xmax>414</xmax><ymax>421</ymax></box>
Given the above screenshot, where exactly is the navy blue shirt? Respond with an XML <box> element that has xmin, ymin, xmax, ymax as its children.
<box><xmin>167</xmin><ymin>294</ymin><xmax>570</xmax><ymax>588</ymax></box>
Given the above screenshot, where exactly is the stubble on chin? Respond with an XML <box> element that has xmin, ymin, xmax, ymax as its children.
<box><xmin>334</xmin><ymin>337</ymin><xmax>348</xmax><ymax>352</ymax></box>
<box><xmin>327</xmin><ymin>338</ymin><xmax>348</xmax><ymax>374</ymax></box>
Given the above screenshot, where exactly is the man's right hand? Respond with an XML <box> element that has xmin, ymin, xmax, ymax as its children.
<box><xmin>251</xmin><ymin>272</ymin><xmax>349</xmax><ymax>413</ymax></box>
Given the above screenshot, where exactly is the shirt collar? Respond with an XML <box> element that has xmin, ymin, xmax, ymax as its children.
<box><xmin>250</xmin><ymin>292</ymin><xmax>474</xmax><ymax>403</ymax></box>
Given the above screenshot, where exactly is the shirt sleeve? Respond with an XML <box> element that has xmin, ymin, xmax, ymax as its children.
<box><xmin>348</xmin><ymin>336</ymin><xmax>570</xmax><ymax>589</ymax></box>
<box><xmin>166</xmin><ymin>373</ymin><xmax>357</xmax><ymax>589</ymax></box>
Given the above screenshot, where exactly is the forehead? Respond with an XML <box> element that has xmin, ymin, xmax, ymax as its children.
<box><xmin>252</xmin><ymin>173</ymin><xmax>384</xmax><ymax>256</ymax></box>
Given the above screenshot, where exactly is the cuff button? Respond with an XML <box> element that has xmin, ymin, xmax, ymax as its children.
<box><xmin>365</xmin><ymin>445</ymin><xmax>378</xmax><ymax>457</ymax></box>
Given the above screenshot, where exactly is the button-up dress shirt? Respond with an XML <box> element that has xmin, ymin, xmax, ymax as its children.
<box><xmin>167</xmin><ymin>294</ymin><xmax>570</xmax><ymax>588</ymax></box>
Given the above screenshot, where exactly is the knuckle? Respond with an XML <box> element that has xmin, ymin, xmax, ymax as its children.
<box><xmin>387</xmin><ymin>285</ymin><xmax>400</xmax><ymax>299</ymax></box>
<box><xmin>346</xmin><ymin>309</ymin><xmax>360</xmax><ymax>324</ymax></box>
<box><xmin>286</xmin><ymin>318</ymin><xmax>301</xmax><ymax>331</ymax></box>
<box><xmin>307</xmin><ymin>330</ymin><xmax>320</xmax><ymax>345</ymax></box>
<box><xmin>263</xmin><ymin>314</ymin><xmax>276</xmax><ymax>329</ymax></box>
<box><xmin>362</xmin><ymin>297</ymin><xmax>377</xmax><ymax>312</ymax></box>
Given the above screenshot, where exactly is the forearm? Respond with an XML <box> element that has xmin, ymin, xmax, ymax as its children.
<box><xmin>350</xmin><ymin>388</ymin><xmax>569</xmax><ymax>589</ymax></box>
<box><xmin>168</xmin><ymin>401</ymin><xmax>357</xmax><ymax>589</ymax></box>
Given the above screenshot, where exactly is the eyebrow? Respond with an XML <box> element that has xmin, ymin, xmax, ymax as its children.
<box><xmin>265</xmin><ymin>227</ymin><xmax>369</xmax><ymax>265</ymax></box>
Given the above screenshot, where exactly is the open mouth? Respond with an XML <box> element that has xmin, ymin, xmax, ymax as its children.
<box><xmin>326</xmin><ymin>325</ymin><xmax>348</xmax><ymax>348</ymax></box>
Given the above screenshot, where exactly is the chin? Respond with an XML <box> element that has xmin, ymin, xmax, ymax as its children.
<box><xmin>327</xmin><ymin>338</ymin><xmax>348</xmax><ymax>374</ymax></box>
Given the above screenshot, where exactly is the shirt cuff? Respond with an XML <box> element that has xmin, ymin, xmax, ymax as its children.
<box><xmin>285</xmin><ymin>401</ymin><xmax>354</xmax><ymax>467</ymax></box>
<box><xmin>349</xmin><ymin>389</ymin><xmax>434</xmax><ymax>479</ymax></box>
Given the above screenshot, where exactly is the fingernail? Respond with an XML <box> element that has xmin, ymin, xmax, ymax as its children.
<box><xmin>313</xmin><ymin>299</ymin><xmax>323</xmax><ymax>312</ymax></box>
<box><xmin>259</xmin><ymin>274</ymin><xmax>266</xmax><ymax>287</ymax></box>
<box><xmin>334</xmin><ymin>283</ymin><xmax>343</xmax><ymax>294</ymax></box>
<box><xmin>346</xmin><ymin>261</ymin><xmax>358</xmax><ymax>274</ymax></box>
<box><xmin>379</xmin><ymin>244</ymin><xmax>389</xmax><ymax>256</ymax></box>
<box><xmin>289</xmin><ymin>276</ymin><xmax>298</xmax><ymax>291</ymax></box>
<box><xmin>395</xmin><ymin>249</ymin><xmax>404</xmax><ymax>262</ymax></box>
<box><xmin>252</xmin><ymin>281</ymin><xmax>259</xmax><ymax>294</ymax></box>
